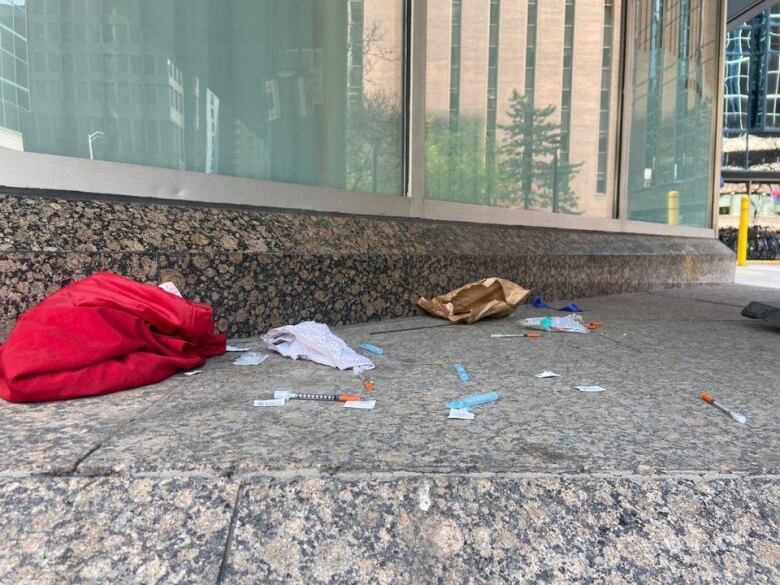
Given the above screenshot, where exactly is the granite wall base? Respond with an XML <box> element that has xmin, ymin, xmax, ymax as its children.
<box><xmin>1</xmin><ymin>192</ymin><xmax>735</xmax><ymax>338</ymax></box>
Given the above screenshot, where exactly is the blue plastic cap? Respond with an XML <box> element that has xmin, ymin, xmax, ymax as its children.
<box><xmin>446</xmin><ymin>391</ymin><xmax>499</xmax><ymax>410</ymax></box>
<box><xmin>359</xmin><ymin>343</ymin><xmax>384</xmax><ymax>355</ymax></box>
<box><xmin>453</xmin><ymin>363</ymin><xmax>470</xmax><ymax>382</ymax></box>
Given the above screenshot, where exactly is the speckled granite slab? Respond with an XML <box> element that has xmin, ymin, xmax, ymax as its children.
<box><xmin>68</xmin><ymin>288</ymin><xmax>780</xmax><ymax>478</ymax></box>
<box><xmin>222</xmin><ymin>476</ymin><xmax>780</xmax><ymax>585</ymax></box>
<box><xmin>0</xmin><ymin>376</ymin><xmax>185</xmax><ymax>475</ymax></box>
<box><xmin>2</xmin><ymin>287</ymin><xmax>778</xmax><ymax>479</ymax></box>
<box><xmin>0</xmin><ymin>286</ymin><xmax>777</xmax><ymax>583</ymax></box>
<box><xmin>0</xmin><ymin>191</ymin><xmax>734</xmax><ymax>337</ymax></box>
<box><xmin>0</xmin><ymin>477</ymin><xmax>238</xmax><ymax>584</ymax></box>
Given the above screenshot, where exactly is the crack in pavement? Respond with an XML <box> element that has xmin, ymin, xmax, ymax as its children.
<box><xmin>68</xmin><ymin>378</ymin><xmax>194</xmax><ymax>475</ymax></box>
<box><xmin>216</xmin><ymin>483</ymin><xmax>244</xmax><ymax>585</ymax></box>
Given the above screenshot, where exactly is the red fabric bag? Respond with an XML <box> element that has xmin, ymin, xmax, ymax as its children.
<box><xmin>0</xmin><ymin>272</ymin><xmax>226</xmax><ymax>403</ymax></box>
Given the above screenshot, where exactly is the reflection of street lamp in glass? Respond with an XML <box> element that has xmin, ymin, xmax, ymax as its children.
<box><xmin>87</xmin><ymin>130</ymin><xmax>105</xmax><ymax>160</ymax></box>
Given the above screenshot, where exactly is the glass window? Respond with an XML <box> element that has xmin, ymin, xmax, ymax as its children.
<box><xmin>1</xmin><ymin>30</ymin><xmax>13</xmax><ymax>53</ymax></box>
<box><xmin>723</xmin><ymin>24</ymin><xmax>751</xmax><ymax>137</ymax></box>
<box><xmin>425</xmin><ymin>0</ymin><xmax>621</xmax><ymax>217</ymax></box>
<box><xmin>0</xmin><ymin>0</ymin><xmax>725</xmax><ymax>228</ymax></box>
<box><xmin>47</xmin><ymin>50</ymin><xmax>60</xmax><ymax>72</ymax></box>
<box><xmin>15</xmin><ymin>35</ymin><xmax>27</xmax><ymax>62</ymax></box>
<box><xmin>13</xmin><ymin>11</ymin><xmax>25</xmax><ymax>39</ymax></box>
<box><xmin>17</xmin><ymin>87</ymin><xmax>29</xmax><ymax>109</ymax></box>
<box><xmin>72</xmin><ymin>21</ymin><xmax>85</xmax><ymax>43</ymax></box>
<box><xmin>762</xmin><ymin>9</ymin><xmax>780</xmax><ymax>131</ymax></box>
<box><xmin>15</xmin><ymin>55</ymin><xmax>26</xmax><ymax>86</ymax></box>
<box><xmin>15</xmin><ymin>0</ymin><xmax>404</xmax><ymax>195</ymax></box>
<box><xmin>5</xmin><ymin>100</ymin><xmax>20</xmax><ymax>130</ymax></box>
<box><xmin>2</xmin><ymin>80</ymin><xmax>13</xmax><ymax>101</ymax></box>
<box><xmin>770</xmin><ymin>22</ymin><xmax>780</xmax><ymax>52</ymax></box>
<box><xmin>2</xmin><ymin>50</ymin><xmax>15</xmax><ymax>82</ymax></box>
<box><xmin>74</xmin><ymin>52</ymin><xmax>86</xmax><ymax>73</ymax></box>
<box><xmin>88</xmin><ymin>23</ymin><xmax>99</xmax><ymax>42</ymax></box>
<box><xmin>626</xmin><ymin>0</ymin><xmax>720</xmax><ymax>227</ymax></box>
<box><xmin>130</xmin><ymin>54</ymin><xmax>142</xmax><ymax>75</ymax></box>
<box><xmin>0</xmin><ymin>3</ymin><xmax>12</xmax><ymax>30</ymax></box>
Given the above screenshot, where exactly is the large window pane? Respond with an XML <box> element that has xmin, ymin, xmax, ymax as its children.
<box><xmin>425</xmin><ymin>0</ymin><xmax>622</xmax><ymax>217</ymax></box>
<box><xmin>626</xmin><ymin>0</ymin><xmax>720</xmax><ymax>227</ymax></box>
<box><xmin>0</xmin><ymin>0</ymin><xmax>27</xmax><ymax>150</ymax></box>
<box><xmin>722</xmin><ymin>5</ymin><xmax>780</xmax><ymax>175</ymax></box>
<box><xmin>7</xmin><ymin>1</ymin><xmax>404</xmax><ymax>194</ymax></box>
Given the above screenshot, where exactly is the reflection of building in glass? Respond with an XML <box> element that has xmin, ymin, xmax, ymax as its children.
<box><xmin>347</xmin><ymin>0</ymin><xmax>364</xmax><ymax>109</ymax></box>
<box><xmin>345</xmin><ymin>1</ymin><xmax>403</xmax><ymax>194</ymax></box>
<box><xmin>559</xmin><ymin>0</ymin><xmax>575</xmax><ymax>168</ymax></box>
<box><xmin>724</xmin><ymin>4</ymin><xmax>780</xmax><ymax>136</ymax></box>
<box><xmin>448</xmin><ymin>0</ymin><xmax>462</xmax><ymax>125</ymax></box>
<box><xmin>205</xmin><ymin>87</ymin><xmax>219</xmax><ymax>174</ymax></box>
<box><xmin>0</xmin><ymin>0</ymin><xmax>29</xmax><ymax>150</ymax></box>
<box><xmin>24</xmin><ymin>1</ymin><xmax>191</xmax><ymax>169</ymax></box>
<box><xmin>724</xmin><ymin>22</ymin><xmax>752</xmax><ymax>134</ymax></box>
<box><xmin>720</xmin><ymin>4</ymin><xmax>780</xmax><ymax>227</ymax></box>
<box><xmin>722</xmin><ymin>3</ymin><xmax>780</xmax><ymax>174</ymax></box>
<box><xmin>9</xmin><ymin>1</ymin><xmax>410</xmax><ymax>194</ymax></box>
<box><xmin>484</xmin><ymin>0</ymin><xmax>500</xmax><ymax>193</ymax></box>
<box><xmin>424</xmin><ymin>0</ymin><xmax>622</xmax><ymax>216</ymax></box>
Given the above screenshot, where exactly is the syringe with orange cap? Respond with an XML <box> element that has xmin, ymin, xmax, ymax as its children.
<box><xmin>274</xmin><ymin>390</ymin><xmax>362</xmax><ymax>402</ymax></box>
<box><xmin>699</xmin><ymin>392</ymin><xmax>747</xmax><ymax>424</ymax></box>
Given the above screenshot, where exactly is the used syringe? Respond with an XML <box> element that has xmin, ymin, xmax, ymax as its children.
<box><xmin>699</xmin><ymin>392</ymin><xmax>747</xmax><ymax>424</ymax></box>
<box><xmin>274</xmin><ymin>390</ymin><xmax>362</xmax><ymax>402</ymax></box>
<box><xmin>490</xmin><ymin>333</ymin><xmax>541</xmax><ymax>338</ymax></box>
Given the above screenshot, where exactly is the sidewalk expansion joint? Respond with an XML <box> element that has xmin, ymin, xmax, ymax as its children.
<box><xmin>229</xmin><ymin>469</ymin><xmax>780</xmax><ymax>483</ymax></box>
<box><xmin>3</xmin><ymin>469</ymin><xmax>778</xmax><ymax>482</ymax></box>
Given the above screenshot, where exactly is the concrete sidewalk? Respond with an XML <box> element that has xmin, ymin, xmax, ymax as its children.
<box><xmin>1</xmin><ymin>285</ymin><xmax>779</xmax><ymax>583</ymax></box>
<box><xmin>736</xmin><ymin>263</ymin><xmax>780</xmax><ymax>289</ymax></box>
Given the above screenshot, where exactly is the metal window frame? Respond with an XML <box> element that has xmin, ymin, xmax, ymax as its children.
<box><xmin>596</xmin><ymin>0</ymin><xmax>616</xmax><ymax>195</ymax></box>
<box><xmin>0</xmin><ymin>0</ymin><xmax>722</xmax><ymax>239</ymax></box>
<box><xmin>712</xmin><ymin>0</ymin><xmax>728</xmax><ymax>231</ymax></box>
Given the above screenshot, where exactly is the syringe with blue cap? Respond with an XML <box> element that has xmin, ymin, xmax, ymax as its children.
<box><xmin>446</xmin><ymin>391</ymin><xmax>499</xmax><ymax>411</ymax></box>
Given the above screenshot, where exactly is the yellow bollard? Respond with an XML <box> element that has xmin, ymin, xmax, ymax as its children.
<box><xmin>737</xmin><ymin>195</ymin><xmax>749</xmax><ymax>266</ymax></box>
<box><xmin>667</xmin><ymin>191</ymin><xmax>680</xmax><ymax>225</ymax></box>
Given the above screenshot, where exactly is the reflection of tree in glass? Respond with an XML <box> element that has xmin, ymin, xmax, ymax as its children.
<box><xmin>425</xmin><ymin>90</ymin><xmax>582</xmax><ymax>211</ymax></box>
<box><xmin>359</xmin><ymin>22</ymin><xmax>399</xmax><ymax>90</ymax></box>
<box><xmin>346</xmin><ymin>18</ymin><xmax>402</xmax><ymax>194</ymax></box>
<box><xmin>426</xmin><ymin>116</ymin><xmax>495</xmax><ymax>204</ymax></box>
<box><xmin>499</xmin><ymin>90</ymin><xmax>581</xmax><ymax>212</ymax></box>
<box><xmin>346</xmin><ymin>89</ymin><xmax>402</xmax><ymax>193</ymax></box>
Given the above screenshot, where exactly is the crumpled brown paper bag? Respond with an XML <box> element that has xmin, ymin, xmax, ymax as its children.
<box><xmin>417</xmin><ymin>277</ymin><xmax>531</xmax><ymax>324</ymax></box>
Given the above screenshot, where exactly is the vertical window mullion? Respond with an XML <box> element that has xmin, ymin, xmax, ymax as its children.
<box><xmin>407</xmin><ymin>0</ymin><xmax>428</xmax><ymax>212</ymax></box>
<box><xmin>485</xmin><ymin>0</ymin><xmax>500</xmax><ymax>202</ymax></box>
<box><xmin>597</xmin><ymin>0</ymin><xmax>615</xmax><ymax>193</ymax></box>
